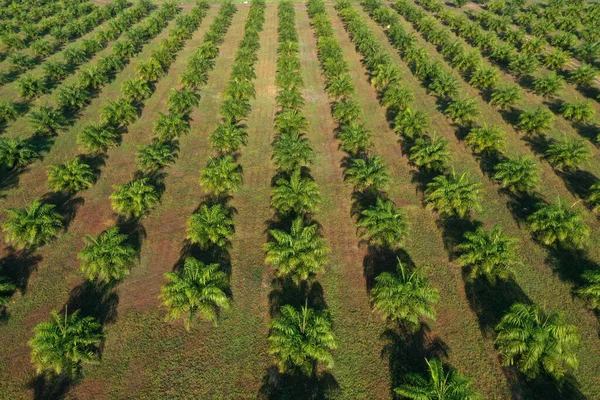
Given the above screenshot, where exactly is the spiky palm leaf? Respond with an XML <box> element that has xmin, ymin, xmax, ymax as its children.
<box><xmin>186</xmin><ymin>203</ymin><xmax>235</xmax><ymax>250</ymax></box>
<box><xmin>409</xmin><ymin>134</ymin><xmax>452</xmax><ymax>172</ymax></box>
<box><xmin>527</xmin><ymin>198</ymin><xmax>589</xmax><ymax>248</ymax></box>
<box><xmin>2</xmin><ymin>199</ymin><xmax>62</xmax><ymax>249</ymax></box>
<box><xmin>425</xmin><ymin>171</ymin><xmax>483</xmax><ymax>219</ymax></box>
<box><xmin>47</xmin><ymin>157</ymin><xmax>95</xmax><ymax>194</ymax></box>
<box><xmin>78</xmin><ymin>227</ymin><xmax>136</xmax><ymax>282</ymax></box>
<box><xmin>344</xmin><ymin>156</ymin><xmax>390</xmax><ymax>192</ymax></box>
<box><xmin>271</xmin><ymin>169</ymin><xmax>321</xmax><ymax>216</ymax></box>
<box><xmin>357</xmin><ymin>197</ymin><xmax>408</xmax><ymax>248</ymax></box>
<box><xmin>493</xmin><ymin>156</ymin><xmax>540</xmax><ymax>194</ymax></box>
<box><xmin>135</xmin><ymin>140</ymin><xmax>178</xmax><ymax>172</ymax></box>
<box><xmin>272</xmin><ymin>131</ymin><xmax>314</xmax><ymax>172</ymax></box>
<box><xmin>110</xmin><ymin>178</ymin><xmax>160</xmax><ymax>219</ymax></box>
<box><xmin>545</xmin><ymin>137</ymin><xmax>591</xmax><ymax>172</ymax></box>
<box><xmin>0</xmin><ymin>137</ymin><xmax>37</xmax><ymax>169</ymax></box>
<box><xmin>209</xmin><ymin>122</ymin><xmax>248</xmax><ymax>155</ymax></box>
<box><xmin>199</xmin><ymin>155</ymin><xmax>243</xmax><ymax>196</ymax></box>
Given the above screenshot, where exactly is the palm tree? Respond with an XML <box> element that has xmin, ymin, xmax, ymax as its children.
<box><xmin>47</xmin><ymin>157</ymin><xmax>95</xmax><ymax>194</ymax></box>
<box><xmin>465</xmin><ymin>125</ymin><xmax>506</xmax><ymax>155</ymax></box>
<box><xmin>268</xmin><ymin>303</ymin><xmax>337</xmax><ymax>375</ymax></box>
<box><xmin>576</xmin><ymin>269</ymin><xmax>600</xmax><ymax>311</ymax></box>
<box><xmin>43</xmin><ymin>62</ymin><xmax>70</xmax><ymax>82</ymax></box>
<box><xmin>0</xmin><ymin>100</ymin><xmax>18</xmax><ymax>124</ymax></box>
<box><xmin>332</xmin><ymin>98</ymin><xmax>362</xmax><ymax>124</ymax></box>
<box><xmin>457</xmin><ymin>225</ymin><xmax>517</xmax><ymax>284</ymax></box>
<box><xmin>429</xmin><ymin>72</ymin><xmax>460</xmax><ymax>100</ymax></box>
<box><xmin>28</xmin><ymin>106</ymin><xmax>67</xmax><ymax>136</ymax></box>
<box><xmin>29</xmin><ymin>309</ymin><xmax>103</xmax><ymax>376</ymax></box>
<box><xmin>469</xmin><ymin>66</ymin><xmax>500</xmax><ymax>90</ymax></box>
<box><xmin>271</xmin><ymin>169</ymin><xmax>321</xmax><ymax>216</ymax></box>
<box><xmin>0</xmin><ymin>275</ymin><xmax>16</xmax><ymax>312</ymax></box>
<box><xmin>160</xmin><ymin>257</ymin><xmax>231</xmax><ymax>331</ymax></box>
<box><xmin>544</xmin><ymin>49</ymin><xmax>570</xmax><ymax>71</ymax></box>
<box><xmin>395</xmin><ymin>358</ymin><xmax>482</xmax><ymax>400</ymax></box>
<box><xmin>274</xmin><ymin>109</ymin><xmax>308</xmax><ymax>135</ymax></box>
<box><xmin>371</xmin><ymin>62</ymin><xmax>399</xmax><ymax>91</ymax></box>
<box><xmin>569</xmin><ymin>63</ymin><xmax>597</xmax><ymax>87</ymax></box>
<box><xmin>495</xmin><ymin>303</ymin><xmax>580</xmax><ymax>380</ymax></box>
<box><xmin>272</xmin><ymin>131</ymin><xmax>314</xmax><ymax>172</ymax></box>
<box><xmin>57</xmin><ymin>85</ymin><xmax>91</xmax><ymax>111</ymax></box>
<box><xmin>545</xmin><ymin>137</ymin><xmax>591</xmax><ymax>172</ymax></box>
<box><xmin>527</xmin><ymin>198</ymin><xmax>589</xmax><ymax>248</ymax></box>
<box><xmin>517</xmin><ymin>107</ymin><xmax>554</xmax><ymax>134</ymax></box>
<box><xmin>78</xmin><ymin>227</ymin><xmax>136</xmax><ymax>282</ymax></box>
<box><xmin>0</xmin><ymin>137</ymin><xmax>37</xmax><ymax>169</ymax></box>
<box><xmin>425</xmin><ymin>171</ymin><xmax>483</xmax><ymax>219</ymax></box>
<box><xmin>276</xmin><ymin>87</ymin><xmax>305</xmax><ymax>110</ymax></box>
<box><xmin>560</xmin><ymin>100</ymin><xmax>595</xmax><ymax>124</ymax></box>
<box><xmin>588</xmin><ymin>181</ymin><xmax>600</xmax><ymax>213</ymax></box>
<box><xmin>77</xmin><ymin>123</ymin><xmax>120</xmax><ymax>153</ymax></box>
<box><xmin>493</xmin><ymin>156</ymin><xmax>540</xmax><ymax>193</ymax></box>
<box><xmin>15</xmin><ymin>74</ymin><xmax>47</xmax><ymax>99</ymax></box>
<box><xmin>409</xmin><ymin>134</ymin><xmax>452</xmax><ymax>173</ymax></box>
<box><xmin>357</xmin><ymin>197</ymin><xmax>408</xmax><ymax>249</ymax></box>
<box><xmin>77</xmin><ymin>65</ymin><xmax>108</xmax><ymax>91</ymax></box>
<box><xmin>490</xmin><ymin>84</ymin><xmax>522</xmax><ymax>109</ymax></box>
<box><xmin>168</xmin><ymin>88</ymin><xmax>200</xmax><ymax>116</ymax></box>
<box><xmin>136</xmin><ymin>58</ymin><xmax>165</xmax><ymax>82</ymax></box>
<box><xmin>110</xmin><ymin>178</ymin><xmax>160</xmax><ymax>219</ymax></box>
<box><xmin>101</xmin><ymin>99</ymin><xmax>138</xmax><ymax>127</ymax></box>
<box><xmin>338</xmin><ymin>121</ymin><xmax>373</xmax><ymax>156</ymax></box>
<box><xmin>153</xmin><ymin>112</ymin><xmax>190</xmax><ymax>141</ymax></box>
<box><xmin>209</xmin><ymin>122</ymin><xmax>248</xmax><ymax>154</ymax></box>
<box><xmin>509</xmin><ymin>53</ymin><xmax>539</xmax><ymax>76</ymax></box>
<box><xmin>371</xmin><ymin>260</ymin><xmax>439</xmax><ymax>328</ymax></box>
<box><xmin>220</xmin><ymin>98</ymin><xmax>251</xmax><ymax>123</ymax></box>
<box><xmin>2</xmin><ymin>199</ymin><xmax>62</xmax><ymax>249</ymax></box>
<box><xmin>444</xmin><ymin>98</ymin><xmax>479</xmax><ymax>126</ymax></box>
<box><xmin>394</xmin><ymin>107</ymin><xmax>429</xmax><ymax>139</ymax></box>
<box><xmin>381</xmin><ymin>84</ymin><xmax>413</xmax><ymax>114</ymax></box>
<box><xmin>265</xmin><ymin>217</ymin><xmax>329</xmax><ymax>284</ymax></box>
<box><xmin>186</xmin><ymin>203</ymin><xmax>235</xmax><ymax>250</ymax></box>
<box><xmin>199</xmin><ymin>155</ymin><xmax>243</xmax><ymax>196</ymax></box>
<box><xmin>344</xmin><ymin>156</ymin><xmax>390</xmax><ymax>193</ymax></box>
<box><xmin>532</xmin><ymin>72</ymin><xmax>564</xmax><ymax>98</ymax></box>
<box><xmin>326</xmin><ymin>74</ymin><xmax>355</xmax><ymax>100</ymax></box>
<box><xmin>122</xmin><ymin>78</ymin><xmax>153</xmax><ymax>103</ymax></box>
<box><xmin>136</xmin><ymin>140</ymin><xmax>178</xmax><ymax>172</ymax></box>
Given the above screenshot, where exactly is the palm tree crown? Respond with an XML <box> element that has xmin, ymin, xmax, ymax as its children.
<box><xmin>2</xmin><ymin>199</ymin><xmax>63</xmax><ymax>249</ymax></box>
<box><xmin>527</xmin><ymin>199</ymin><xmax>589</xmax><ymax>248</ymax></box>
<box><xmin>78</xmin><ymin>227</ymin><xmax>137</xmax><ymax>282</ymax></box>
<box><xmin>357</xmin><ymin>197</ymin><xmax>408</xmax><ymax>249</ymax></box>
<box><xmin>186</xmin><ymin>203</ymin><xmax>235</xmax><ymax>250</ymax></box>
<box><xmin>425</xmin><ymin>171</ymin><xmax>482</xmax><ymax>219</ymax></box>
<box><xmin>271</xmin><ymin>169</ymin><xmax>321</xmax><ymax>216</ymax></box>
<box><xmin>110</xmin><ymin>178</ymin><xmax>160</xmax><ymax>219</ymax></box>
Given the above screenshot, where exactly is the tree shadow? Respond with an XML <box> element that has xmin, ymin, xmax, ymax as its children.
<box><xmin>41</xmin><ymin>192</ymin><xmax>84</xmax><ymax>230</ymax></box>
<box><xmin>363</xmin><ymin>246</ymin><xmax>414</xmax><ymax>291</ymax></box>
<box><xmin>523</xmin><ymin>373</ymin><xmax>586</xmax><ymax>400</ymax></box>
<box><xmin>437</xmin><ymin>216</ymin><xmax>482</xmax><ymax>256</ymax></box>
<box><xmin>28</xmin><ymin>372</ymin><xmax>78</xmax><ymax>400</ymax></box>
<box><xmin>0</xmin><ymin>248</ymin><xmax>41</xmax><ymax>294</ymax></box>
<box><xmin>268</xmin><ymin>277</ymin><xmax>326</xmax><ymax>317</ymax></box>
<box><xmin>544</xmin><ymin>246</ymin><xmax>598</xmax><ymax>285</ymax></box>
<box><xmin>0</xmin><ymin>166</ymin><xmax>21</xmax><ymax>193</ymax></box>
<box><xmin>62</xmin><ymin>280</ymin><xmax>119</xmax><ymax>326</ymax></box>
<box><xmin>521</xmin><ymin>131</ymin><xmax>552</xmax><ymax>155</ymax></box>
<box><xmin>258</xmin><ymin>366</ymin><xmax>340</xmax><ymax>400</ymax></box>
<box><xmin>498</xmin><ymin>106</ymin><xmax>522</xmax><ymax>127</ymax></box>
<box><xmin>79</xmin><ymin>153</ymin><xmax>107</xmax><ymax>182</ymax></box>
<box><xmin>504</xmin><ymin>190</ymin><xmax>543</xmax><ymax>224</ymax></box>
<box><xmin>557</xmin><ymin>169</ymin><xmax>598</xmax><ymax>203</ymax></box>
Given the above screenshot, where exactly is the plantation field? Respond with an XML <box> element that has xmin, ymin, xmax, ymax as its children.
<box><xmin>2</xmin><ymin>0</ymin><xmax>600</xmax><ymax>399</ymax></box>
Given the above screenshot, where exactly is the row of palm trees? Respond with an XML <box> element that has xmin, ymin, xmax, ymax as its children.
<box><xmin>0</xmin><ymin>0</ymin><xmax>158</xmax><ymax>177</ymax></box>
<box><xmin>264</xmin><ymin>1</ymin><xmax>337</xmax><ymax>379</ymax></box>
<box><xmin>357</xmin><ymin>0</ymin><xmax>584</xmax><ymax>389</ymax></box>
<box><xmin>21</xmin><ymin>1</ymin><xmax>222</xmax><ymax>380</ymax></box>
<box><xmin>160</xmin><ymin>0</ymin><xmax>266</xmax><ymax>331</ymax></box>
<box><xmin>393</xmin><ymin>0</ymin><xmax>600</xmax><ymax>314</ymax></box>
<box><xmin>0</xmin><ymin>0</ymin><xmax>129</xmax><ymax>87</ymax></box>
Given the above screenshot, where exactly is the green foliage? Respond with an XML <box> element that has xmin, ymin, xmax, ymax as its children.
<box><xmin>272</xmin><ymin>131</ymin><xmax>314</xmax><ymax>173</ymax></box>
<box><xmin>457</xmin><ymin>225</ymin><xmax>517</xmax><ymax>284</ymax></box>
<box><xmin>465</xmin><ymin>125</ymin><xmax>506</xmax><ymax>154</ymax></box>
<box><xmin>527</xmin><ymin>199</ymin><xmax>589</xmax><ymax>248</ymax></box>
<box><xmin>0</xmin><ymin>100</ymin><xmax>18</xmax><ymax>124</ymax></box>
<box><xmin>495</xmin><ymin>303</ymin><xmax>580</xmax><ymax>380</ymax></box>
<box><xmin>47</xmin><ymin>157</ymin><xmax>95</xmax><ymax>194</ymax></box>
<box><xmin>545</xmin><ymin>137</ymin><xmax>591</xmax><ymax>172</ymax></box>
<box><xmin>2</xmin><ymin>199</ymin><xmax>62</xmax><ymax>249</ymax></box>
<box><xmin>544</xmin><ymin>49</ymin><xmax>570</xmax><ymax>70</ymax></box>
<box><xmin>136</xmin><ymin>140</ymin><xmax>178</xmax><ymax>172</ymax></box>
<box><xmin>560</xmin><ymin>100</ymin><xmax>595</xmax><ymax>123</ymax></box>
<box><xmin>268</xmin><ymin>303</ymin><xmax>337</xmax><ymax>375</ymax></box>
<box><xmin>0</xmin><ymin>137</ymin><xmax>37</xmax><ymax>169</ymax></box>
<box><xmin>122</xmin><ymin>78</ymin><xmax>153</xmax><ymax>103</ymax></box>
<box><xmin>16</xmin><ymin>74</ymin><xmax>47</xmax><ymax>99</ymax></box>
<box><xmin>490</xmin><ymin>84</ymin><xmax>522</xmax><ymax>109</ymax></box>
<box><xmin>569</xmin><ymin>63</ymin><xmax>598</xmax><ymax>87</ymax></box>
<box><xmin>160</xmin><ymin>257</ymin><xmax>231</xmax><ymax>331</ymax></box>
<box><xmin>394</xmin><ymin>107</ymin><xmax>429</xmax><ymax>139</ymax></box>
<box><xmin>409</xmin><ymin>134</ymin><xmax>452</xmax><ymax>173</ymax></box>
<box><xmin>265</xmin><ymin>217</ymin><xmax>329</xmax><ymax>284</ymax></box>
<box><xmin>209</xmin><ymin>122</ymin><xmax>248</xmax><ymax>155</ymax></box>
<box><xmin>77</xmin><ymin>124</ymin><xmax>120</xmax><ymax>153</ymax></box>
<box><xmin>29</xmin><ymin>309</ymin><xmax>103</xmax><ymax>376</ymax></box>
<box><xmin>338</xmin><ymin>122</ymin><xmax>373</xmax><ymax>155</ymax></box>
<box><xmin>576</xmin><ymin>269</ymin><xmax>600</xmax><ymax>311</ymax></box>
<box><xmin>532</xmin><ymin>72</ymin><xmax>564</xmax><ymax>98</ymax></box>
<box><xmin>101</xmin><ymin>99</ymin><xmax>137</xmax><ymax>127</ymax></box>
<box><xmin>357</xmin><ymin>197</ymin><xmax>408</xmax><ymax>248</ymax></box>
<box><xmin>344</xmin><ymin>155</ymin><xmax>390</xmax><ymax>192</ymax></box>
<box><xmin>493</xmin><ymin>156</ymin><xmax>540</xmax><ymax>193</ymax></box>
<box><xmin>332</xmin><ymin>98</ymin><xmax>362</xmax><ymax>124</ymax></box>
<box><xmin>517</xmin><ymin>107</ymin><xmax>554</xmax><ymax>134</ymax></box>
<box><xmin>425</xmin><ymin>171</ymin><xmax>483</xmax><ymax>218</ymax></box>
<box><xmin>271</xmin><ymin>169</ymin><xmax>321</xmax><ymax>216</ymax></box>
<box><xmin>0</xmin><ymin>276</ymin><xmax>16</xmax><ymax>309</ymax></box>
<box><xmin>153</xmin><ymin>112</ymin><xmax>190</xmax><ymax>141</ymax></box>
<box><xmin>110</xmin><ymin>178</ymin><xmax>160</xmax><ymax>219</ymax></box>
<box><xmin>78</xmin><ymin>227</ymin><xmax>136</xmax><ymax>282</ymax></box>
<box><xmin>186</xmin><ymin>203</ymin><xmax>235</xmax><ymax>250</ymax></box>
<box><xmin>469</xmin><ymin>66</ymin><xmax>500</xmax><ymax>90</ymax></box>
<box><xmin>57</xmin><ymin>85</ymin><xmax>91</xmax><ymax>111</ymax></box>
<box><xmin>444</xmin><ymin>98</ymin><xmax>479</xmax><ymax>126</ymax></box>
<box><xmin>200</xmin><ymin>155</ymin><xmax>243</xmax><ymax>196</ymax></box>
<box><xmin>28</xmin><ymin>106</ymin><xmax>67</xmax><ymax>136</ymax></box>
<box><xmin>168</xmin><ymin>88</ymin><xmax>200</xmax><ymax>116</ymax></box>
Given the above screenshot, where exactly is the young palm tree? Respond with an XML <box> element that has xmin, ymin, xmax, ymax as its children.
<box><xmin>588</xmin><ymin>181</ymin><xmax>600</xmax><ymax>213</ymax></box>
<box><xmin>544</xmin><ymin>49</ymin><xmax>570</xmax><ymax>71</ymax></box>
<box><xmin>43</xmin><ymin>62</ymin><xmax>70</xmax><ymax>82</ymax></box>
<box><xmin>527</xmin><ymin>198</ymin><xmax>589</xmax><ymax>248</ymax></box>
<box><xmin>371</xmin><ymin>62</ymin><xmax>400</xmax><ymax>91</ymax></box>
<box><xmin>465</xmin><ymin>125</ymin><xmax>506</xmax><ymax>155</ymax></box>
<box><xmin>344</xmin><ymin>156</ymin><xmax>390</xmax><ymax>193</ymax></box>
<box><xmin>77</xmin><ymin>65</ymin><xmax>108</xmax><ymax>91</ymax></box>
<box><xmin>15</xmin><ymin>74</ymin><xmax>47</xmax><ymax>99</ymax></box>
<box><xmin>493</xmin><ymin>156</ymin><xmax>540</xmax><ymax>193</ymax></box>
<box><xmin>569</xmin><ymin>63</ymin><xmax>598</xmax><ymax>87</ymax></box>
<box><xmin>100</xmin><ymin>99</ymin><xmax>137</xmax><ymax>128</ymax></box>
<box><xmin>332</xmin><ymin>98</ymin><xmax>362</xmax><ymax>124</ymax></box>
<box><xmin>186</xmin><ymin>203</ymin><xmax>235</xmax><ymax>250</ymax></box>
<box><xmin>271</xmin><ymin>169</ymin><xmax>321</xmax><ymax>216</ymax></box>
<box><xmin>77</xmin><ymin>123</ymin><xmax>120</xmax><ymax>153</ymax></box>
<box><xmin>29</xmin><ymin>309</ymin><xmax>103</xmax><ymax>376</ymax></box>
<box><xmin>110</xmin><ymin>178</ymin><xmax>160</xmax><ymax>219</ymax></box>
<box><xmin>560</xmin><ymin>100</ymin><xmax>595</xmax><ymax>124</ymax></box>
<box><xmin>444</xmin><ymin>98</ymin><xmax>479</xmax><ymax>126</ymax></box>
<box><xmin>168</xmin><ymin>88</ymin><xmax>200</xmax><ymax>116</ymax></box>
<box><xmin>275</xmin><ymin>87</ymin><xmax>305</xmax><ymax>110</ymax></box>
<box><xmin>0</xmin><ymin>137</ymin><xmax>37</xmax><ymax>169</ymax></box>
<box><xmin>429</xmin><ymin>72</ymin><xmax>460</xmax><ymax>100</ymax></box>
<box><xmin>136</xmin><ymin>140</ymin><xmax>178</xmax><ymax>172</ymax></box>
<box><xmin>209</xmin><ymin>122</ymin><xmax>248</xmax><ymax>155</ymax></box>
<box><xmin>545</xmin><ymin>137</ymin><xmax>591</xmax><ymax>172</ymax></box>
<box><xmin>326</xmin><ymin>74</ymin><xmax>355</xmax><ymax>99</ymax></box>
<box><xmin>509</xmin><ymin>53</ymin><xmax>539</xmax><ymax>76</ymax></box>
<box><xmin>457</xmin><ymin>225</ymin><xmax>517</xmax><ymax>284</ymax></box>
<box><xmin>532</xmin><ymin>72</ymin><xmax>565</xmax><ymax>98</ymax></box>
<box><xmin>153</xmin><ymin>112</ymin><xmax>190</xmax><ymax>141</ymax></box>
<box><xmin>357</xmin><ymin>197</ymin><xmax>408</xmax><ymax>249</ymax></box>
<box><xmin>78</xmin><ymin>227</ymin><xmax>136</xmax><ymax>282</ymax></box>
<box><xmin>57</xmin><ymin>85</ymin><xmax>91</xmax><ymax>111</ymax></box>
<box><xmin>220</xmin><ymin>98</ymin><xmax>251</xmax><ymax>123</ymax></box>
<box><xmin>394</xmin><ymin>107</ymin><xmax>430</xmax><ymax>139</ymax></box>
<box><xmin>47</xmin><ymin>157</ymin><xmax>95</xmax><ymax>194</ymax></box>
<box><xmin>490</xmin><ymin>84</ymin><xmax>522</xmax><ymax>109</ymax></box>
<box><xmin>338</xmin><ymin>121</ymin><xmax>373</xmax><ymax>156</ymax></box>
<box><xmin>381</xmin><ymin>84</ymin><xmax>413</xmax><ymax>113</ymax></box>
<box><xmin>0</xmin><ymin>100</ymin><xmax>18</xmax><ymax>124</ymax></box>
<box><xmin>495</xmin><ymin>303</ymin><xmax>580</xmax><ymax>380</ymax></box>
<box><xmin>2</xmin><ymin>199</ymin><xmax>62</xmax><ymax>249</ymax></box>
<box><xmin>272</xmin><ymin>131</ymin><xmax>314</xmax><ymax>172</ymax></box>
<box><xmin>371</xmin><ymin>260</ymin><xmax>439</xmax><ymax>328</ymax></box>
<box><xmin>576</xmin><ymin>269</ymin><xmax>600</xmax><ymax>311</ymax></box>
<box><xmin>136</xmin><ymin>58</ymin><xmax>165</xmax><ymax>82</ymax></box>
<box><xmin>517</xmin><ymin>107</ymin><xmax>554</xmax><ymax>134</ymax></box>
<box><xmin>425</xmin><ymin>171</ymin><xmax>483</xmax><ymax>219</ymax></box>
<box><xmin>268</xmin><ymin>303</ymin><xmax>337</xmax><ymax>375</ymax></box>
<box><xmin>469</xmin><ymin>66</ymin><xmax>500</xmax><ymax>90</ymax></box>
<box><xmin>199</xmin><ymin>155</ymin><xmax>243</xmax><ymax>196</ymax></box>
<box><xmin>265</xmin><ymin>217</ymin><xmax>329</xmax><ymax>284</ymax></box>
<box><xmin>274</xmin><ymin>109</ymin><xmax>308</xmax><ymax>135</ymax></box>
<box><xmin>29</xmin><ymin>106</ymin><xmax>67</xmax><ymax>136</ymax></box>
<box><xmin>122</xmin><ymin>78</ymin><xmax>153</xmax><ymax>103</ymax></box>
<box><xmin>160</xmin><ymin>257</ymin><xmax>231</xmax><ymax>331</ymax></box>
<box><xmin>409</xmin><ymin>134</ymin><xmax>452</xmax><ymax>173</ymax></box>
<box><xmin>395</xmin><ymin>358</ymin><xmax>482</xmax><ymax>400</ymax></box>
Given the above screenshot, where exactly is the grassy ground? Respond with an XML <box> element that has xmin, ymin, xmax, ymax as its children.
<box><xmin>1</xmin><ymin>2</ymin><xmax>600</xmax><ymax>399</ymax></box>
